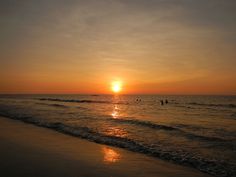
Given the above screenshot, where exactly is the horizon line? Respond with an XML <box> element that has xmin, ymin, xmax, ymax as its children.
<box><xmin>0</xmin><ymin>93</ymin><xmax>235</xmax><ymax>96</ymax></box>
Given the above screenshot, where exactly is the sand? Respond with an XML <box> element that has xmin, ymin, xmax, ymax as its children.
<box><xmin>0</xmin><ymin>116</ymin><xmax>212</xmax><ymax>177</ymax></box>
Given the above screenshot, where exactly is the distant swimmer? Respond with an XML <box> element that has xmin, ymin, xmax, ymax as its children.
<box><xmin>160</xmin><ymin>100</ymin><xmax>164</xmax><ymax>105</ymax></box>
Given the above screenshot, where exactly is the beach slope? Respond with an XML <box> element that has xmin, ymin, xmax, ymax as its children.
<box><xmin>0</xmin><ymin>116</ymin><xmax>211</xmax><ymax>177</ymax></box>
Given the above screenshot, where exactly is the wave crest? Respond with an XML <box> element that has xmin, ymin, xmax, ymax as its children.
<box><xmin>110</xmin><ymin>118</ymin><xmax>230</xmax><ymax>143</ymax></box>
<box><xmin>188</xmin><ymin>102</ymin><xmax>236</xmax><ymax>108</ymax></box>
<box><xmin>38</xmin><ymin>98</ymin><xmax>128</xmax><ymax>105</ymax></box>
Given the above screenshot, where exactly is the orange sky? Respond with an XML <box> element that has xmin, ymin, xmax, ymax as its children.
<box><xmin>0</xmin><ymin>0</ymin><xmax>236</xmax><ymax>95</ymax></box>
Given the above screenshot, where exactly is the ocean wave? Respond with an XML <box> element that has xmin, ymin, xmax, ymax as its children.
<box><xmin>174</xmin><ymin>105</ymin><xmax>197</xmax><ymax>109</ymax></box>
<box><xmin>0</xmin><ymin>113</ymin><xmax>235</xmax><ymax>177</ymax></box>
<box><xmin>112</xmin><ymin>118</ymin><xmax>178</xmax><ymax>131</ymax></box>
<box><xmin>188</xmin><ymin>102</ymin><xmax>236</xmax><ymax>108</ymax></box>
<box><xmin>36</xmin><ymin>102</ymin><xmax>89</xmax><ymax>110</ymax></box>
<box><xmin>36</xmin><ymin>103</ymin><xmax>68</xmax><ymax>108</ymax></box>
<box><xmin>110</xmin><ymin>118</ymin><xmax>229</xmax><ymax>143</ymax></box>
<box><xmin>175</xmin><ymin>123</ymin><xmax>236</xmax><ymax>135</ymax></box>
<box><xmin>38</xmin><ymin>98</ymin><xmax>128</xmax><ymax>105</ymax></box>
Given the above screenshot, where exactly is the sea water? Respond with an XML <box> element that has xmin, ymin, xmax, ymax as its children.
<box><xmin>0</xmin><ymin>95</ymin><xmax>235</xmax><ymax>177</ymax></box>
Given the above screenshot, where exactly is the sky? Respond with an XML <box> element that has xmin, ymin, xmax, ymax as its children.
<box><xmin>0</xmin><ymin>0</ymin><xmax>236</xmax><ymax>94</ymax></box>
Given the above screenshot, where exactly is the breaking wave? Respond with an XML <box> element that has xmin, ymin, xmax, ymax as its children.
<box><xmin>110</xmin><ymin>118</ymin><xmax>230</xmax><ymax>143</ymax></box>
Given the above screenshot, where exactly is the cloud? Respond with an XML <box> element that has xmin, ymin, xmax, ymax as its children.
<box><xmin>0</xmin><ymin>0</ymin><xmax>236</xmax><ymax>93</ymax></box>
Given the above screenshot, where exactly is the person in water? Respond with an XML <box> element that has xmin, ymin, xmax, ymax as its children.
<box><xmin>160</xmin><ymin>100</ymin><xmax>164</xmax><ymax>105</ymax></box>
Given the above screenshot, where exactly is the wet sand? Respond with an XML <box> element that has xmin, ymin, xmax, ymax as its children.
<box><xmin>0</xmin><ymin>116</ymin><xmax>212</xmax><ymax>177</ymax></box>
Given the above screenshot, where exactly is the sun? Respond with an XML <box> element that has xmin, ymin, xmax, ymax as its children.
<box><xmin>111</xmin><ymin>81</ymin><xmax>122</xmax><ymax>93</ymax></box>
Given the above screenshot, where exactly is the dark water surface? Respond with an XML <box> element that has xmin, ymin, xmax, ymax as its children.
<box><xmin>0</xmin><ymin>95</ymin><xmax>235</xmax><ymax>177</ymax></box>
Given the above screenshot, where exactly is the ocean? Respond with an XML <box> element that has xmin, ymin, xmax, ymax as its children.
<box><xmin>0</xmin><ymin>94</ymin><xmax>235</xmax><ymax>177</ymax></box>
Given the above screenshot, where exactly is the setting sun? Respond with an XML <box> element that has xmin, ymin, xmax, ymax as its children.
<box><xmin>111</xmin><ymin>81</ymin><xmax>122</xmax><ymax>93</ymax></box>
<box><xmin>0</xmin><ymin>1</ymin><xmax>236</xmax><ymax>177</ymax></box>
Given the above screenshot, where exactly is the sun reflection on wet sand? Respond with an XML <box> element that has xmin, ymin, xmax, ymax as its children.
<box><xmin>102</xmin><ymin>147</ymin><xmax>121</xmax><ymax>163</ymax></box>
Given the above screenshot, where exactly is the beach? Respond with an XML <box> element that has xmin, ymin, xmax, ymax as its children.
<box><xmin>1</xmin><ymin>0</ymin><xmax>235</xmax><ymax>176</ymax></box>
<box><xmin>0</xmin><ymin>116</ymin><xmax>212</xmax><ymax>177</ymax></box>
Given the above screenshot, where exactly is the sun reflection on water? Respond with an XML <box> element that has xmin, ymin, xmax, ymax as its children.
<box><xmin>109</xmin><ymin>103</ymin><xmax>128</xmax><ymax>138</ymax></box>
<box><xmin>102</xmin><ymin>147</ymin><xmax>121</xmax><ymax>163</ymax></box>
<box><xmin>105</xmin><ymin>126</ymin><xmax>127</xmax><ymax>138</ymax></box>
<box><xmin>111</xmin><ymin>105</ymin><xmax>119</xmax><ymax>119</ymax></box>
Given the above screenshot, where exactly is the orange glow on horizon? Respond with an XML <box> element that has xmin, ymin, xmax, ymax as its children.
<box><xmin>0</xmin><ymin>1</ymin><xmax>236</xmax><ymax>95</ymax></box>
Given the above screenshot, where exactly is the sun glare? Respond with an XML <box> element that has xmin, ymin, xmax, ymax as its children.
<box><xmin>111</xmin><ymin>81</ymin><xmax>122</xmax><ymax>93</ymax></box>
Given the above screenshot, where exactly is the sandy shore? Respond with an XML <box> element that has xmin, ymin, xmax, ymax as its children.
<box><xmin>0</xmin><ymin>116</ymin><xmax>211</xmax><ymax>177</ymax></box>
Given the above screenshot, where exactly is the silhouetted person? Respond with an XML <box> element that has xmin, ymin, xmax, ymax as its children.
<box><xmin>165</xmin><ymin>99</ymin><xmax>168</xmax><ymax>104</ymax></box>
<box><xmin>160</xmin><ymin>100</ymin><xmax>164</xmax><ymax>105</ymax></box>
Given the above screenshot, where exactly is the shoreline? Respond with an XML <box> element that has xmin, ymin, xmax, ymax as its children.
<box><xmin>0</xmin><ymin>116</ymin><xmax>211</xmax><ymax>177</ymax></box>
